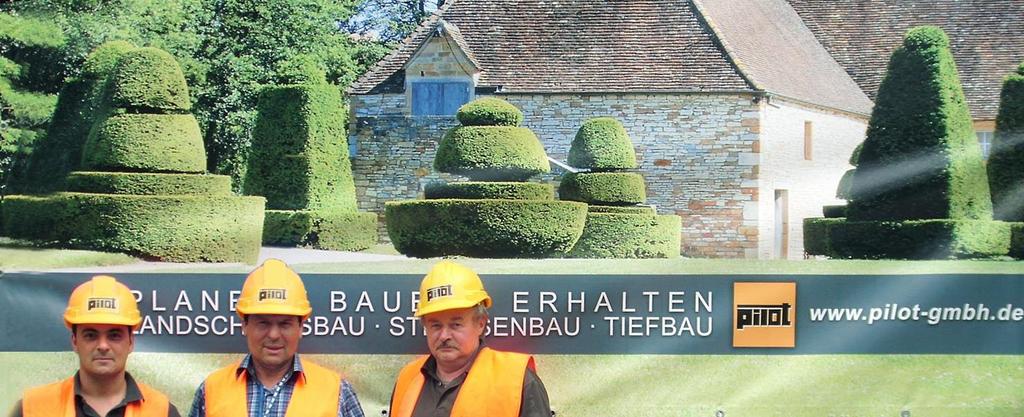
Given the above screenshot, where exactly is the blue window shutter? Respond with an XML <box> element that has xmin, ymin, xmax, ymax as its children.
<box><xmin>412</xmin><ymin>82</ymin><xmax>442</xmax><ymax>115</ymax></box>
<box><xmin>412</xmin><ymin>81</ymin><xmax>469</xmax><ymax>116</ymax></box>
<box><xmin>442</xmin><ymin>82</ymin><xmax>469</xmax><ymax>114</ymax></box>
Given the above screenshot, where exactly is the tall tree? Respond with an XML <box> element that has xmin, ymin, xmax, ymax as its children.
<box><xmin>0</xmin><ymin>12</ymin><xmax>63</xmax><ymax>195</ymax></box>
<box><xmin>347</xmin><ymin>0</ymin><xmax>444</xmax><ymax>44</ymax></box>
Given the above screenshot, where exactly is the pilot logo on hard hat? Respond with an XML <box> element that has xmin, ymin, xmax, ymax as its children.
<box><xmin>425</xmin><ymin>285</ymin><xmax>453</xmax><ymax>301</ymax></box>
<box><xmin>258</xmin><ymin>288</ymin><xmax>288</xmax><ymax>302</ymax></box>
<box><xmin>87</xmin><ymin>297</ymin><xmax>118</xmax><ymax>311</ymax></box>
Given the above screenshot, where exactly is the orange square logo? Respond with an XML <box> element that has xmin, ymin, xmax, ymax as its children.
<box><xmin>733</xmin><ymin>282</ymin><xmax>796</xmax><ymax>348</ymax></box>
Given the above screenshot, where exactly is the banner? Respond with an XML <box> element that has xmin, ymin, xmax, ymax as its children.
<box><xmin>2</xmin><ymin>273</ymin><xmax>1021</xmax><ymax>354</ymax></box>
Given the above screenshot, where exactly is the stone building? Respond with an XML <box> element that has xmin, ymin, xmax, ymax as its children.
<box><xmin>347</xmin><ymin>0</ymin><xmax>1024</xmax><ymax>259</ymax></box>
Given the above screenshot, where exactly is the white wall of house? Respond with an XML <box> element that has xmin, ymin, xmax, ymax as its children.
<box><xmin>757</xmin><ymin>96</ymin><xmax>868</xmax><ymax>259</ymax></box>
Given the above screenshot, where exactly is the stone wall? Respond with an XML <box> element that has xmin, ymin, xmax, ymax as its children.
<box><xmin>349</xmin><ymin>92</ymin><xmax>763</xmax><ymax>258</ymax></box>
<box><xmin>757</xmin><ymin>97</ymin><xmax>868</xmax><ymax>259</ymax></box>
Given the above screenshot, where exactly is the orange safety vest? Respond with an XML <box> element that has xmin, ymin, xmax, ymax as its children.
<box><xmin>22</xmin><ymin>376</ymin><xmax>170</xmax><ymax>417</ymax></box>
<box><xmin>203</xmin><ymin>357</ymin><xmax>341</xmax><ymax>417</ymax></box>
<box><xmin>390</xmin><ymin>347</ymin><xmax>535</xmax><ymax>417</ymax></box>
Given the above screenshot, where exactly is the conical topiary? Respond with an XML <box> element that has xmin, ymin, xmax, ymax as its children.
<box><xmin>386</xmin><ymin>97</ymin><xmax>587</xmax><ymax>258</ymax></box>
<box><xmin>1</xmin><ymin>46</ymin><xmax>265</xmax><ymax>262</ymax></box>
<box><xmin>245</xmin><ymin>82</ymin><xmax>376</xmax><ymax>250</ymax></box>
<box><xmin>987</xmin><ymin>62</ymin><xmax>1024</xmax><ymax>222</ymax></box>
<box><xmin>825</xmin><ymin>26</ymin><xmax>1009</xmax><ymax>259</ymax></box>
<box><xmin>847</xmin><ymin>27</ymin><xmax>991</xmax><ymax>221</ymax></box>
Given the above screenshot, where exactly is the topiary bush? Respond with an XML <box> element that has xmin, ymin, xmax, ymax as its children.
<box><xmin>847</xmin><ymin>26</ymin><xmax>991</xmax><ymax>222</ymax></box>
<box><xmin>424</xmin><ymin>181</ymin><xmax>553</xmax><ymax>200</ymax></box>
<box><xmin>587</xmin><ymin>205</ymin><xmax>656</xmax><ymax>214</ymax></box>
<box><xmin>81</xmin><ymin>113</ymin><xmax>206</xmax><ymax>173</ymax></box>
<box><xmin>803</xmin><ymin>217</ymin><xmax>844</xmax><ymax>257</ymax></box>
<box><xmin>835</xmin><ymin>169</ymin><xmax>855</xmax><ymax>200</ymax></box>
<box><xmin>65</xmin><ymin>172</ymin><xmax>231</xmax><ymax>195</ymax></box>
<box><xmin>245</xmin><ymin>85</ymin><xmax>356</xmax><ymax>211</ymax></box>
<box><xmin>568</xmin><ymin>117</ymin><xmax>638</xmax><ymax>170</ymax></box>
<box><xmin>987</xmin><ymin>62</ymin><xmax>1024</xmax><ymax>222</ymax></box>
<box><xmin>263</xmin><ymin>210</ymin><xmax>377</xmax><ymax>251</ymax></box>
<box><xmin>434</xmin><ymin>126</ymin><xmax>550</xmax><ymax>181</ymax></box>
<box><xmin>566</xmin><ymin>213</ymin><xmax>680</xmax><ymax>258</ymax></box>
<box><xmin>109</xmin><ymin>47</ymin><xmax>191</xmax><ymax>111</ymax></box>
<box><xmin>2</xmin><ymin>193</ymin><xmax>265</xmax><ymax>262</ymax></box>
<box><xmin>456</xmin><ymin>97</ymin><xmax>523</xmax><ymax>126</ymax></box>
<box><xmin>559</xmin><ymin>172</ymin><xmax>646</xmax><ymax>205</ymax></box>
<box><xmin>81</xmin><ymin>40</ymin><xmax>138</xmax><ymax>80</ymax></box>
<box><xmin>828</xmin><ymin>219</ymin><xmax>1009</xmax><ymax>259</ymax></box>
<box><xmin>386</xmin><ymin>199</ymin><xmax>587</xmax><ymax>258</ymax></box>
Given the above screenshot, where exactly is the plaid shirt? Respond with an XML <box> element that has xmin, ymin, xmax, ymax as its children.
<box><xmin>188</xmin><ymin>354</ymin><xmax>364</xmax><ymax>417</ymax></box>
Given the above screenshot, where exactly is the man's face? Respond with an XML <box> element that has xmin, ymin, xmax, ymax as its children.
<box><xmin>244</xmin><ymin>314</ymin><xmax>302</xmax><ymax>370</ymax></box>
<box><xmin>72</xmin><ymin>324</ymin><xmax>134</xmax><ymax>378</ymax></box>
<box><xmin>424</xmin><ymin>307</ymin><xmax>486</xmax><ymax>369</ymax></box>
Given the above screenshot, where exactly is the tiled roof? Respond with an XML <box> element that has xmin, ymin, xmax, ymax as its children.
<box><xmin>350</xmin><ymin>0</ymin><xmax>754</xmax><ymax>94</ymax></box>
<box><xmin>788</xmin><ymin>0</ymin><xmax>1024</xmax><ymax>120</ymax></box>
<box><xmin>694</xmin><ymin>0</ymin><xmax>873</xmax><ymax>115</ymax></box>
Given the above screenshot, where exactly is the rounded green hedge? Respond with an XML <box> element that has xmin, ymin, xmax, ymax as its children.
<box><xmin>65</xmin><ymin>172</ymin><xmax>232</xmax><ymax>195</ymax></box>
<box><xmin>82</xmin><ymin>113</ymin><xmax>206</xmax><ymax>173</ymax></box>
<box><xmin>566</xmin><ymin>213</ymin><xmax>681</xmax><ymax>258</ymax></box>
<box><xmin>110</xmin><ymin>47</ymin><xmax>191</xmax><ymax>111</ymax></box>
<box><xmin>559</xmin><ymin>172</ymin><xmax>646</xmax><ymax>205</ymax></box>
<box><xmin>588</xmin><ymin>205</ymin><xmax>656</xmax><ymax>214</ymax></box>
<box><xmin>803</xmin><ymin>217</ymin><xmax>844</xmax><ymax>257</ymax></box>
<box><xmin>81</xmin><ymin>40</ymin><xmax>136</xmax><ymax>80</ymax></box>
<box><xmin>568</xmin><ymin>117</ymin><xmax>637</xmax><ymax>170</ymax></box>
<box><xmin>263</xmin><ymin>210</ymin><xmax>377</xmax><ymax>251</ymax></box>
<box><xmin>434</xmin><ymin>126</ymin><xmax>550</xmax><ymax>181</ymax></box>
<box><xmin>1</xmin><ymin>193</ymin><xmax>265</xmax><ymax>262</ymax></box>
<box><xmin>424</xmin><ymin>181</ymin><xmax>553</xmax><ymax>200</ymax></box>
<box><xmin>828</xmin><ymin>219</ymin><xmax>1010</xmax><ymax>259</ymax></box>
<box><xmin>385</xmin><ymin>199</ymin><xmax>587</xmax><ymax>258</ymax></box>
<box><xmin>456</xmin><ymin>97</ymin><xmax>523</xmax><ymax>126</ymax></box>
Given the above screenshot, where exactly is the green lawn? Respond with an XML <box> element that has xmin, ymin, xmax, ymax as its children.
<box><xmin>165</xmin><ymin>257</ymin><xmax>1024</xmax><ymax>275</ymax></box>
<box><xmin>0</xmin><ymin>239</ymin><xmax>137</xmax><ymax>270</ymax></box>
<box><xmin>2</xmin><ymin>353</ymin><xmax>1020</xmax><ymax>417</ymax></box>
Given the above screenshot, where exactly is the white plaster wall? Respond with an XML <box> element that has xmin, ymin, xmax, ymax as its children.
<box><xmin>758</xmin><ymin>97</ymin><xmax>868</xmax><ymax>259</ymax></box>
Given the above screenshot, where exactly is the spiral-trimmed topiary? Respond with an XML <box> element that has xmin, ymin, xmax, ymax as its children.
<box><xmin>568</xmin><ymin>117</ymin><xmax>638</xmax><ymax>170</ymax></box>
<box><xmin>456</xmin><ymin>97</ymin><xmax>523</xmax><ymax>126</ymax></box>
<box><xmin>424</xmin><ymin>181</ymin><xmax>554</xmax><ymax>200</ymax></box>
<box><xmin>109</xmin><ymin>47</ymin><xmax>191</xmax><ymax>111</ymax></box>
<box><xmin>386</xmin><ymin>199</ymin><xmax>587</xmax><ymax>258</ymax></box>
<box><xmin>82</xmin><ymin>113</ymin><xmax>206</xmax><ymax>173</ymax></box>
<box><xmin>434</xmin><ymin>126</ymin><xmax>550</xmax><ymax>181</ymax></box>
<box><xmin>559</xmin><ymin>172</ymin><xmax>646</xmax><ymax>205</ymax></box>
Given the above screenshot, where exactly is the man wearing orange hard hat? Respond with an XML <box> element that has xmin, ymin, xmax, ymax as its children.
<box><xmin>11</xmin><ymin>275</ymin><xmax>180</xmax><ymax>417</ymax></box>
<box><xmin>187</xmin><ymin>259</ymin><xmax>364</xmax><ymax>417</ymax></box>
<box><xmin>389</xmin><ymin>260</ymin><xmax>551</xmax><ymax>417</ymax></box>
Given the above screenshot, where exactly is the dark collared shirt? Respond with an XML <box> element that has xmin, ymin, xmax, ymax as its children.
<box><xmin>10</xmin><ymin>372</ymin><xmax>181</xmax><ymax>417</ymax></box>
<box><xmin>407</xmin><ymin>345</ymin><xmax>552</xmax><ymax>417</ymax></box>
<box><xmin>188</xmin><ymin>354</ymin><xmax>364</xmax><ymax>417</ymax></box>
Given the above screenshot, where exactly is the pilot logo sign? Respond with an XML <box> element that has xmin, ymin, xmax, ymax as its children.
<box><xmin>733</xmin><ymin>282</ymin><xmax>796</xmax><ymax>348</ymax></box>
<box><xmin>87</xmin><ymin>297</ymin><xmax>118</xmax><ymax>311</ymax></box>
<box><xmin>258</xmin><ymin>288</ymin><xmax>287</xmax><ymax>302</ymax></box>
<box><xmin>426</xmin><ymin>285</ymin><xmax>452</xmax><ymax>301</ymax></box>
